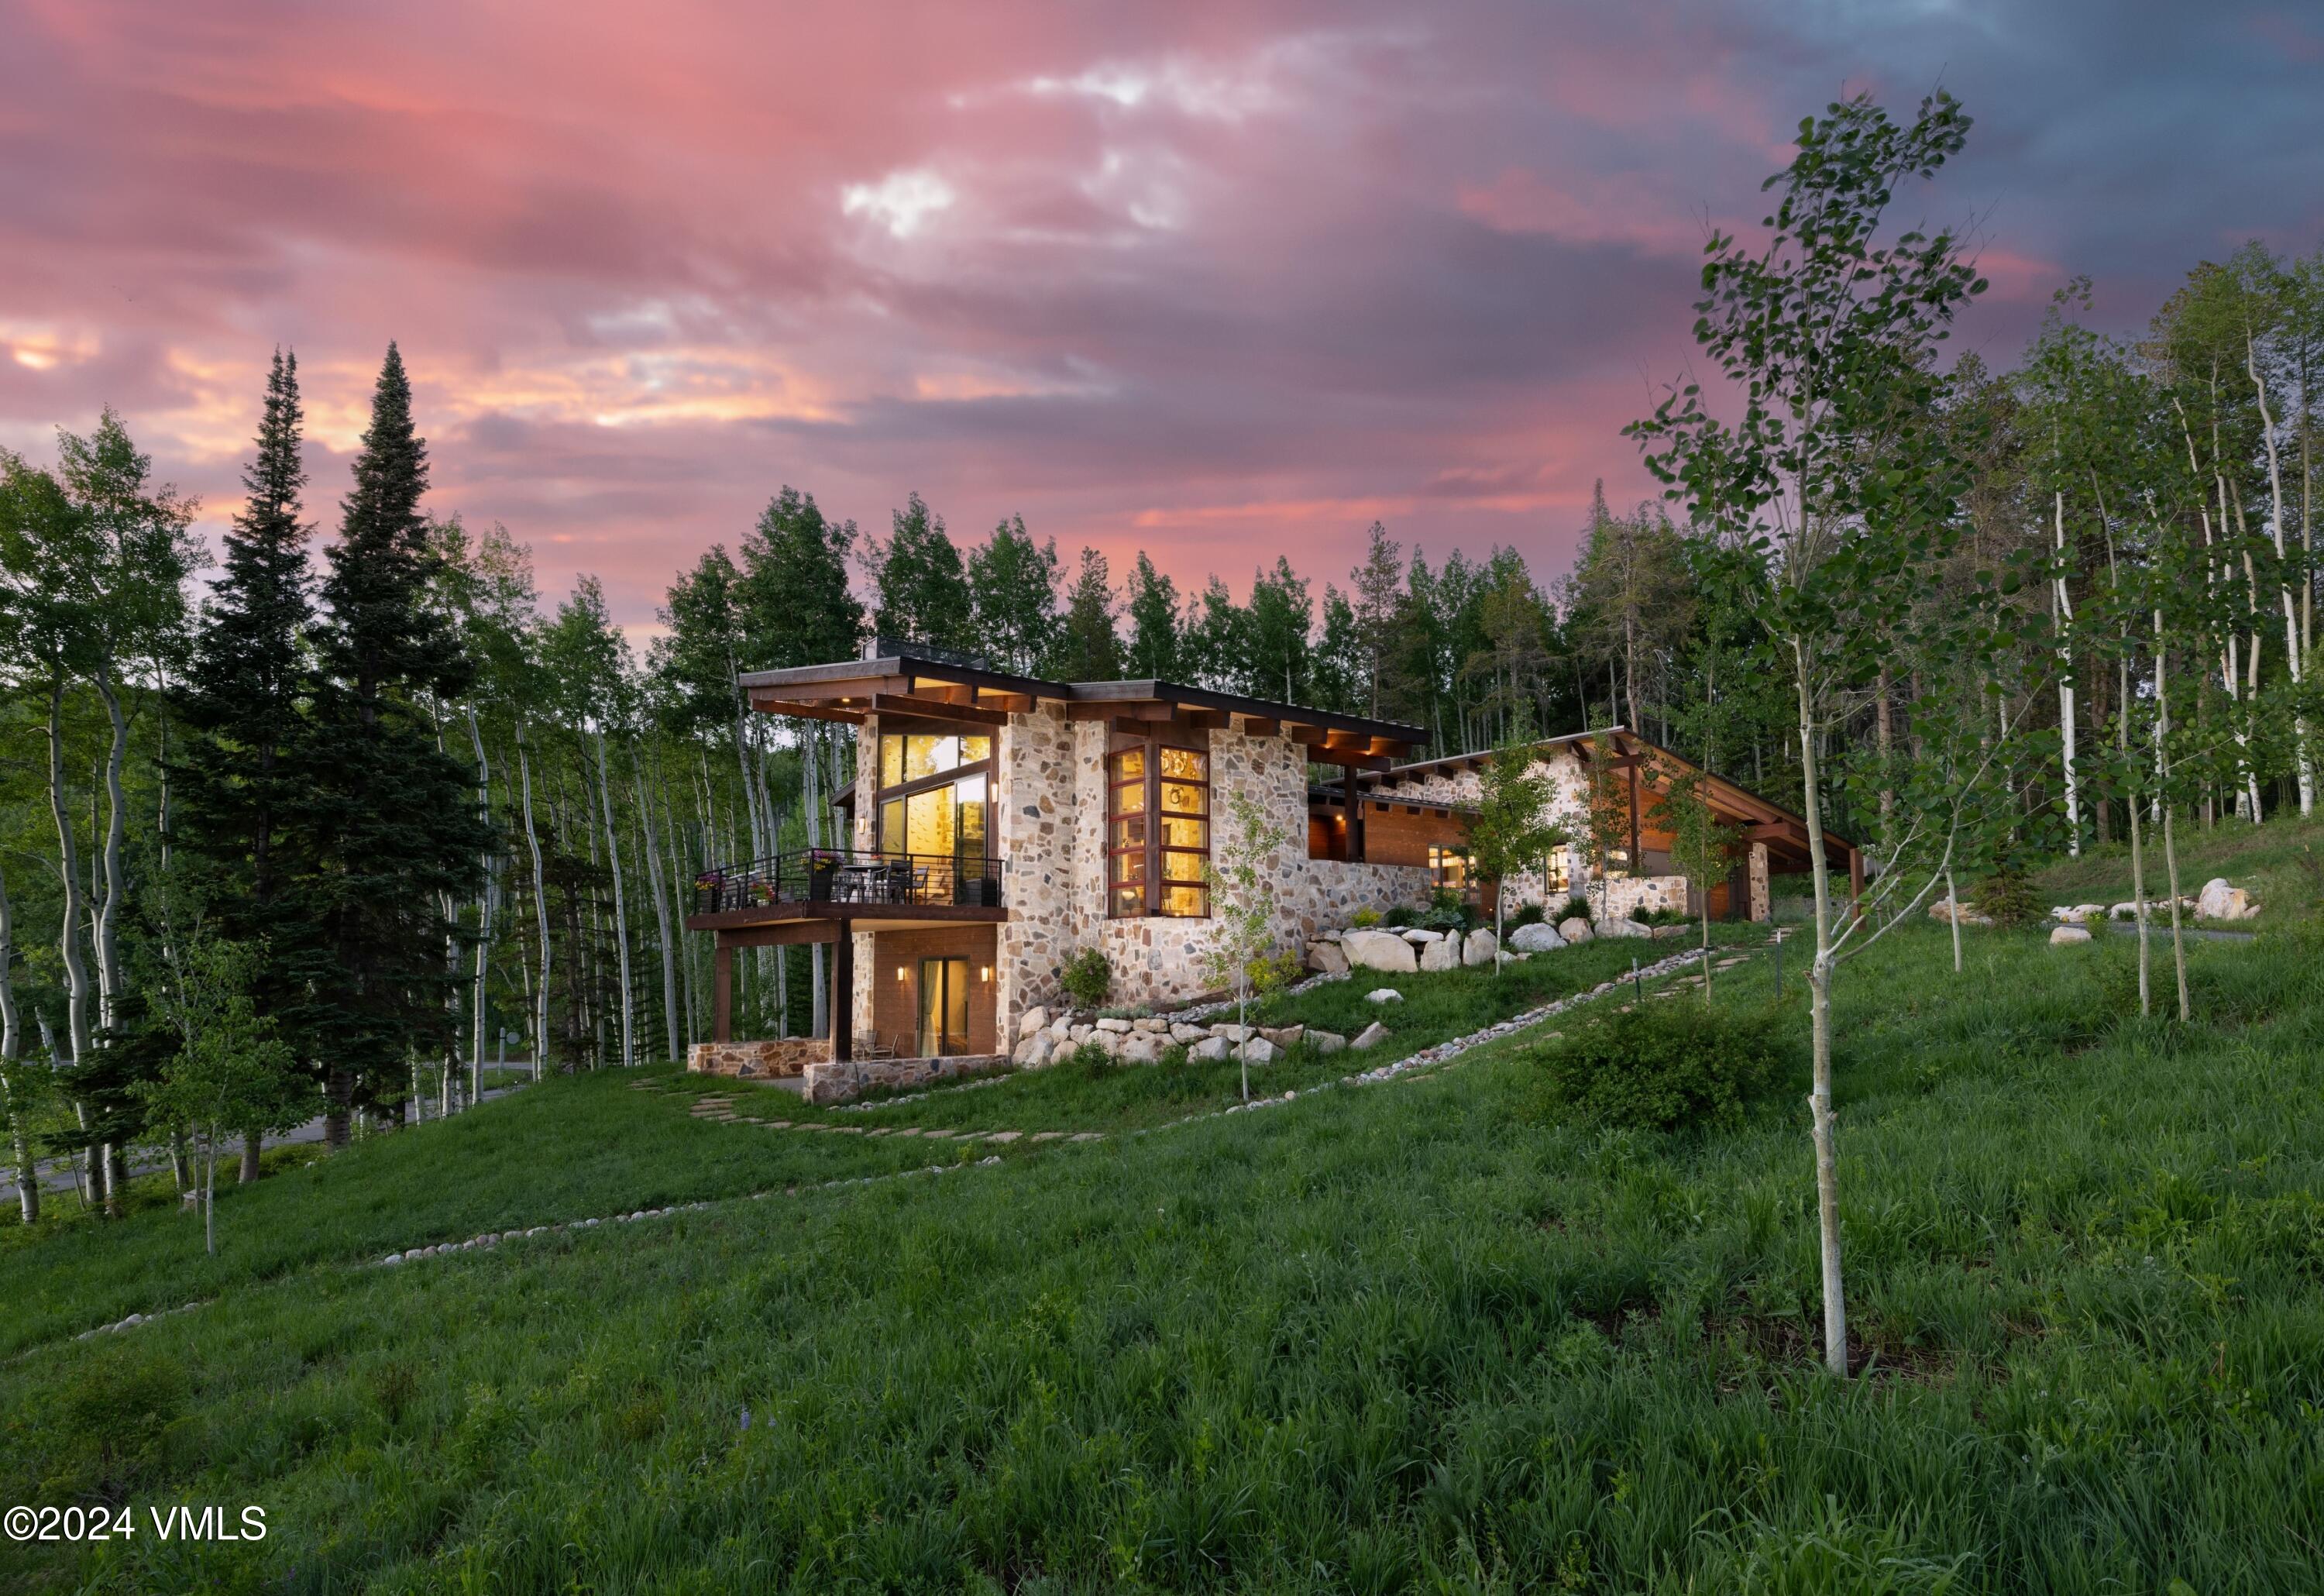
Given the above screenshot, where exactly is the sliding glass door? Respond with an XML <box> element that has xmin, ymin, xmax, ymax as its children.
<box><xmin>916</xmin><ymin>957</ymin><xmax>971</xmax><ymax>1056</ymax></box>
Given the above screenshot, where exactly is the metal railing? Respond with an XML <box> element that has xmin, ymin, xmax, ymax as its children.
<box><xmin>692</xmin><ymin>848</ymin><xmax>1005</xmax><ymax>915</ymax></box>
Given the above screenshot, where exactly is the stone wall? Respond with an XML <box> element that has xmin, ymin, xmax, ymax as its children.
<box><xmin>1747</xmin><ymin>841</ymin><xmax>1771</xmax><ymax>923</ymax></box>
<box><xmin>688</xmin><ymin>1037</ymin><xmax>830</xmax><ymax>1078</ymax></box>
<box><xmin>801</xmin><ymin>1052</ymin><xmax>1008</xmax><ymax>1105</ymax></box>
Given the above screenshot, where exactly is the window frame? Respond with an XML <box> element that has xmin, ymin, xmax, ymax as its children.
<box><xmin>871</xmin><ymin>726</ymin><xmax>995</xmax><ymax>859</ymax></box>
<box><xmin>1107</xmin><ymin>728</ymin><xmax>1210</xmax><ymax>918</ymax></box>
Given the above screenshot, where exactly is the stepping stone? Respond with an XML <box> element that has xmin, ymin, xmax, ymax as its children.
<box><xmin>923</xmin><ymin>1130</ymin><xmax>954</xmax><ymax>1139</ymax></box>
<box><xmin>1070</xmin><ymin>1133</ymin><xmax>1102</xmax><ymax>1142</ymax></box>
<box><xmin>894</xmin><ymin>1127</ymin><xmax>923</xmax><ymax>1137</ymax></box>
<box><xmin>765</xmin><ymin>1120</ymin><xmax>792</xmax><ymax>1130</ymax></box>
<box><xmin>832</xmin><ymin>1125</ymin><xmax>865</xmax><ymax>1134</ymax></box>
<box><xmin>1031</xmin><ymin>1132</ymin><xmax>1065</xmax><ymax>1142</ymax></box>
<box><xmin>985</xmin><ymin>1130</ymin><xmax>1022</xmax><ymax>1144</ymax></box>
<box><xmin>868</xmin><ymin>1127</ymin><xmax>892</xmax><ymax>1137</ymax></box>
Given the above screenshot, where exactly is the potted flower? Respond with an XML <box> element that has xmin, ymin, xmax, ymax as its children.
<box><xmin>807</xmin><ymin>849</ymin><xmax>843</xmax><ymax>901</ymax></box>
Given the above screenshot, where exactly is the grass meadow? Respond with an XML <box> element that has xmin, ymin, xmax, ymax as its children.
<box><xmin>2</xmin><ymin>832</ymin><xmax>2321</xmax><ymax>1591</ymax></box>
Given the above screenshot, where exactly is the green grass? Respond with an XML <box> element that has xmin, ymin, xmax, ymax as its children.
<box><xmin>2031</xmin><ymin>809</ymin><xmax>2324</xmax><ymax>915</ymax></box>
<box><xmin>5</xmin><ymin>829</ymin><xmax>2324</xmax><ymax>1591</ymax></box>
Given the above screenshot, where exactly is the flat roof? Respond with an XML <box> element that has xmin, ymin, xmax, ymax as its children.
<box><xmin>739</xmin><ymin>653</ymin><xmax>1427</xmax><ymax>769</ymax></box>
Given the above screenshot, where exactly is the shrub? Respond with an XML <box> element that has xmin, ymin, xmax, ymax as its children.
<box><xmin>1246</xmin><ymin>950</ymin><xmax>1305</xmax><ymax>994</ymax></box>
<box><xmin>1526</xmin><ymin>1004</ymin><xmax>1789</xmax><ymax>1133</ymax></box>
<box><xmin>1559</xmin><ymin>895</ymin><xmax>1596</xmax><ymax>926</ymax></box>
<box><xmin>1382</xmin><ymin>904</ymin><xmax>1416</xmax><ymax>929</ymax></box>
<box><xmin>1973</xmin><ymin>864</ymin><xmax>2038</xmax><ymax>929</ymax></box>
<box><xmin>1508</xmin><ymin>902</ymin><xmax>1546</xmax><ymax>929</ymax></box>
<box><xmin>1059</xmin><ymin>948</ymin><xmax>1112</xmax><ymax>1009</ymax></box>
<box><xmin>1350</xmin><ymin>906</ymin><xmax>1382</xmax><ymax>929</ymax></box>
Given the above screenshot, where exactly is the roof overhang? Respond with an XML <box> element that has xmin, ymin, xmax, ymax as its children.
<box><xmin>739</xmin><ymin>655</ymin><xmax>1425</xmax><ymax>768</ymax></box>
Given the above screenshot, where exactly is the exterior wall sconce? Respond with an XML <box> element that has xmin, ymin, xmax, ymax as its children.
<box><xmin>980</xmin><ymin>965</ymin><xmax>993</xmax><ymax>982</ymax></box>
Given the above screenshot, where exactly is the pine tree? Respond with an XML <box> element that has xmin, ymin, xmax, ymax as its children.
<box><xmin>174</xmin><ymin>350</ymin><xmax>319</xmax><ymax>1174</ymax></box>
<box><xmin>1048</xmin><ymin>548</ymin><xmax>1122</xmax><ymax>680</ymax></box>
<box><xmin>967</xmin><ymin>515</ymin><xmax>1061</xmax><ymax>673</ymax></box>
<box><xmin>1123</xmin><ymin>552</ymin><xmax>1184</xmax><ymax>680</ymax></box>
<box><xmin>865</xmin><ymin>492</ymin><xmax>971</xmax><ymax>652</ymax></box>
<box><xmin>296</xmin><ymin>344</ymin><xmax>488</xmax><ymax>1142</ymax></box>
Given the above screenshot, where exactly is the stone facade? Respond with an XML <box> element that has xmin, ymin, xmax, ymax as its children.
<box><xmin>802</xmin><ymin>1053</ymin><xmax>1008</xmax><ymax>1105</ymax></box>
<box><xmin>1748</xmin><ymin>841</ymin><xmax>1771</xmax><ymax>923</ymax></box>
<box><xmin>688</xmin><ymin>1037</ymin><xmax>830</xmax><ymax>1078</ymax></box>
<box><xmin>843</xmin><ymin>702</ymin><xmax>1434</xmax><ymax>1040</ymax></box>
<box><xmin>1393</xmin><ymin>747</ymin><xmax>1689</xmax><ymax>919</ymax></box>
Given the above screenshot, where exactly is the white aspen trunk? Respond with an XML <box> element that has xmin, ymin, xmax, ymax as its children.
<box><xmin>0</xmin><ymin>862</ymin><xmax>34</xmax><ymax>1225</ymax></box>
<box><xmin>466</xmin><ymin>708</ymin><xmax>497</xmax><ymax>1106</ymax></box>
<box><xmin>518</xmin><ymin>724</ymin><xmax>551</xmax><ymax>1081</ymax></box>
<box><xmin>2179</xmin><ymin>400</ymin><xmax>2262</xmax><ymax>822</ymax></box>
<box><xmin>631</xmin><ymin>747</ymin><xmax>682</xmax><ymax>1064</ymax></box>
<box><xmin>2250</xmin><ymin>337</ymin><xmax>2316</xmax><ymax>815</ymax></box>
<box><xmin>91</xmin><ymin>665</ymin><xmax>131</xmax><ymax>1040</ymax></box>
<box><xmin>1791</xmin><ymin>644</ymin><xmax>1848</xmax><ymax>1378</ymax></box>
<box><xmin>1944</xmin><ymin>865</ymin><xmax>1962</xmax><ymax>975</ymax></box>
<box><xmin>2122</xmin><ymin>649</ymin><xmax>2150</xmax><ymax>1019</ymax></box>
<box><xmin>2224</xmin><ymin>476</ymin><xmax>2266</xmax><ymax>822</ymax></box>
<box><xmin>804</xmin><ymin>727</ymin><xmax>827</xmax><ymax>1039</ymax></box>
<box><xmin>2054</xmin><ymin>491</ymin><xmax>2080</xmax><ymax>855</ymax></box>
<box><xmin>593</xmin><ymin>731</ymin><xmax>636</xmax><ymax>1068</ymax></box>
<box><xmin>2155</xmin><ymin>609</ymin><xmax>2191</xmax><ymax>1023</ymax></box>
<box><xmin>43</xmin><ymin>678</ymin><xmax>98</xmax><ymax>1211</ymax></box>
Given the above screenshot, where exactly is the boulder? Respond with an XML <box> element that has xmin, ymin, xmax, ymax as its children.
<box><xmin>1017</xmin><ymin>1006</ymin><xmax>1049</xmax><ymax>1039</ymax></box>
<box><xmin>1319</xmin><ymin>927</ymin><xmax>1345</xmax><ymax>942</ymax></box>
<box><xmin>1351</xmin><ymin>1021</ymin><xmax>1391</xmax><ymax>1051</ymax></box>
<box><xmin>1260</xmin><ymin>1025</ymin><xmax>1305</xmax><ymax>1051</ymax></box>
<box><xmin>1085</xmin><ymin>1030</ymin><xmax>1119</xmax><ymax>1058</ymax></box>
<box><xmin>1306</xmin><ymin>940</ymin><xmax>1350</xmax><ymax>975</ymax></box>
<box><xmin>1365</xmin><ymin>988</ymin><xmax>1403</xmax><ymax>1004</ymax></box>
<box><xmin>2049</xmin><ymin>924</ymin><xmax>2092</xmax><ymax>947</ymax></box>
<box><xmin>1401</xmin><ymin>927</ymin><xmax>1446</xmax><ymax>944</ymax></box>
<box><xmin>1929</xmin><ymin>897</ymin><xmax>1996</xmax><ymax>927</ymax></box>
<box><xmin>1418</xmin><ymin>936</ymin><xmax>1460</xmax><ymax>972</ymax></box>
<box><xmin>1068</xmin><ymin>1024</ymin><xmax>1092</xmax><ymax>1044</ymax></box>
<box><xmin>1558</xmin><ymin>917</ymin><xmax>1594</xmax><ymax>943</ymax></box>
<box><xmin>1509</xmin><ymin>922</ymin><xmax>1566</xmax><ymax>954</ymax></box>
<box><xmin>2110</xmin><ymin>901</ymin><xmax>2143</xmax><ymax>921</ymax></box>
<box><xmin>1095</xmin><ymin>1016</ymin><xmax>1133</xmax><ymax>1034</ymax></box>
<box><xmin>1238</xmin><ymin>1037</ymin><xmax>1281</xmax><ymax>1065</ymax></box>
<box><xmin>1120</xmin><ymin>1034</ymin><xmax>1164</xmax><ymax>1064</ymax></box>
<box><xmin>1012</xmin><ymin>1032</ymin><xmax>1056</xmax><ymax>1067</ymax></box>
<box><xmin>1050</xmin><ymin>1015</ymin><xmax>1074</xmax><ymax>1038</ymax></box>
<box><xmin>1342</xmin><ymin>930</ymin><xmax>1420</xmax><ymax>974</ymax></box>
<box><xmin>2198</xmin><ymin>878</ymin><xmax>2256</xmax><ymax>920</ymax></box>
<box><xmin>1189</xmin><ymin>1036</ymin><xmax>1233</xmax><ymax>1061</ymax></box>
<box><xmin>1171</xmin><ymin>1023</ymin><xmax>1210</xmax><ymax>1045</ymax></box>
<box><xmin>1209</xmin><ymin>1023</ymin><xmax>1254</xmax><ymax>1042</ymax></box>
<box><xmin>1463</xmin><ymin>927</ymin><xmax>1500</xmax><ymax>965</ymax></box>
<box><xmin>1598</xmin><ymin>917</ymin><xmax>1651</xmax><ymax>940</ymax></box>
<box><xmin>1309</xmin><ymin>1030</ymin><xmax>1348</xmax><ymax>1055</ymax></box>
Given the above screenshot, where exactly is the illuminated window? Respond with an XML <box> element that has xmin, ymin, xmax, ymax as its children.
<box><xmin>1429</xmin><ymin>845</ymin><xmax>1470</xmax><ymax>890</ymax></box>
<box><xmin>1543</xmin><ymin>848</ymin><xmax>1570</xmax><ymax>897</ymax></box>
<box><xmin>1109</xmin><ymin>737</ymin><xmax>1208</xmax><ymax>917</ymax></box>
<box><xmin>872</xmin><ymin>731</ymin><xmax>995</xmax><ymax>900</ymax></box>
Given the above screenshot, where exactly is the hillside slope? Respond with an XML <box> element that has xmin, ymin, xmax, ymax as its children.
<box><xmin>4</xmin><ymin>831</ymin><xmax>2322</xmax><ymax>1592</ymax></box>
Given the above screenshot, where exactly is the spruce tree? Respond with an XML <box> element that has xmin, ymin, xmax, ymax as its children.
<box><xmin>174</xmin><ymin>350</ymin><xmax>320</xmax><ymax>1171</ymax></box>
<box><xmin>297</xmin><ymin>343</ymin><xmax>487</xmax><ymax>1142</ymax></box>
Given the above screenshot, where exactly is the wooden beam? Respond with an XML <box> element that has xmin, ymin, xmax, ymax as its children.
<box><xmin>1284</xmin><ymin>724</ymin><xmax>1329</xmax><ymax>748</ymax></box>
<box><xmin>1239</xmin><ymin>717</ymin><xmax>1280</xmax><ymax>737</ymax></box>
<box><xmin>746</xmin><ymin>695</ymin><xmax>866</xmax><ymax>724</ymax></box>
<box><xmin>1183</xmin><ymin>708</ymin><xmax>1230</xmax><ymax>730</ymax></box>
<box><xmin>977</xmin><ymin>692</ymin><xmax>1033</xmax><ymax>714</ymax></box>
<box><xmin>1744</xmin><ymin>820</ymin><xmax>1806</xmax><ymax>844</ymax></box>
<box><xmin>867</xmin><ymin>693</ymin><xmax>1009</xmax><ymax>726</ymax></box>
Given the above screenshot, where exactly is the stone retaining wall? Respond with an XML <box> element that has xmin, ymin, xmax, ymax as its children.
<box><xmin>802</xmin><ymin>1053</ymin><xmax>1009</xmax><ymax>1105</ymax></box>
<box><xmin>687</xmin><ymin>1038</ymin><xmax>830</xmax><ymax>1078</ymax></box>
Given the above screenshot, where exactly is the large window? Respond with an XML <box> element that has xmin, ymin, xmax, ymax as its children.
<box><xmin>1542</xmin><ymin>847</ymin><xmax>1571</xmax><ymax>899</ymax></box>
<box><xmin>1109</xmin><ymin>736</ymin><xmax>1209</xmax><ymax>917</ymax></box>
<box><xmin>874</xmin><ymin>731</ymin><xmax>993</xmax><ymax>887</ymax></box>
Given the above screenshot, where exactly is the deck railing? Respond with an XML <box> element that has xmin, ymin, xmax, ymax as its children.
<box><xmin>692</xmin><ymin>848</ymin><xmax>1005</xmax><ymax>915</ymax></box>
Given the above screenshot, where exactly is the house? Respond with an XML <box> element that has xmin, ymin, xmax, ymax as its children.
<box><xmin>684</xmin><ymin>645</ymin><xmax>1855</xmax><ymax>1094</ymax></box>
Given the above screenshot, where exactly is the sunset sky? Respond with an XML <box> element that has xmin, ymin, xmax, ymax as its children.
<box><xmin>5</xmin><ymin>0</ymin><xmax>2320</xmax><ymax>635</ymax></box>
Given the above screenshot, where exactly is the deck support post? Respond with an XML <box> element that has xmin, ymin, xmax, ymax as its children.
<box><xmin>832</xmin><ymin>927</ymin><xmax>854</xmax><ymax>1062</ymax></box>
<box><xmin>1343</xmin><ymin>763</ymin><xmax>1364</xmax><ymax>862</ymax></box>
<box><xmin>713</xmin><ymin>941</ymin><xmax>734</xmax><ymax>1043</ymax></box>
